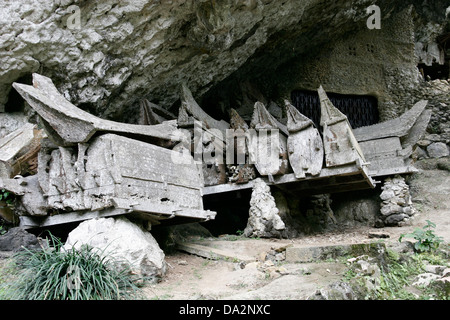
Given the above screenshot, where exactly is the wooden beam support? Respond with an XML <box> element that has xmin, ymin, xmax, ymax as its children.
<box><xmin>20</xmin><ymin>208</ymin><xmax>128</xmax><ymax>229</ymax></box>
<box><xmin>203</xmin><ymin>162</ymin><xmax>375</xmax><ymax>196</ymax></box>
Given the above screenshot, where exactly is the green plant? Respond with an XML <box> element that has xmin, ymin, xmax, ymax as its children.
<box><xmin>376</xmin><ymin>260</ymin><xmax>419</xmax><ymax>300</ymax></box>
<box><xmin>399</xmin><ymin>220</ymin><xmax>444</xmax><ymax>253</ymax></box>
<box><xmin>0</xmin><ymin>189</ymin><xmax>14</xmax><ymax>206</ymax></box>
<box><xmin>1</xmin><ymin>234</ymin><xmax>142</xmax><ymax>300</ymax></box>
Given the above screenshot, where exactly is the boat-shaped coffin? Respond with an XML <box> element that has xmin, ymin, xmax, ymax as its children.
<box><xmin>285</xmin><ymin>100</ymin><xmax>324</xmax><ymax>178</ymax></box>
<box><xmin>249</xmin><ymin>102</ymin><xmax>289</xmax><ymax>176</ymax></box>
<box><xmin>12</xmin><ymin>73</ymin><xmax>181</xmax><ymax>148</ymax></box>
<box><xmin>318</xmin><ymin>86</ymin><xmax>366</xmax><ymax>167</ymax></box>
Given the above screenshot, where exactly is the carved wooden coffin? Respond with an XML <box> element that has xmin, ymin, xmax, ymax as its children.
<box><xmin>353</xmin><ymin>100</ymin><xmax>430</xmax><ymax>176</ymax></box>
<box><xmin>249</xmin><ymin>102</ymin><xmax>290</xmax><ymax>176</ymax></box>
<box><xmin>357</xmin><ymin>137</ymin><xmax>405</xmax><ymax>175</ymax></box>
<box><xmin>13</xmin><ymin>73</ymin><xmax>181</xmax><ymax>147</ymax></box>
<box><xmin>178</xmin><ymin>82</ymin><xmax>230</xmax><ymax>137</ymax></box>
<box><xmin>226</xmin><ymin>108</ymin><xmax>256</xmax><ymax>184</ymax></box>
<box><xmin>285</xmin><ymin>100</ymin><xmax>324</xmax><ymax>178</ymax></box>
<box><xmin>138</xmin><ymin>99</ymin><xmax>176</xmax><ymax>125</ymax></box>
<box><xmin>318</xmin><ymin>86</ymin><xmax>366</xmax><ymax>167</ymax></box>
<box><xmin>177</xmin><ymin>83</ymin><xmax>229</xmax><ymax>186</ymax></box>
<box><xmin>38</xmin><ymin>134</ymin><xmax>214</xmax><ymax>221</ymax></box>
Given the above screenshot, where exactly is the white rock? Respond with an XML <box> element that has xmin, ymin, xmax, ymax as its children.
<box><xmin>442</xmin><ymin>268</ymin><xmax>450</xmax><ymax>278</ymax></box>
<box><xmin>380</xmin><ymin>189</ymin><xmax>395</xmax><ymax>201</ymax></box>
<box><xmin>412</xmin><ymin>273</ymin><xmax>441</xmax><ymax>287</ymax></box>
<box><xmin>64</xmin><ymin>217</ymin><xmax>166</xmax><ymax>281</ymax></box>
<box><xmin>424</xmin><ymin>265</ymin><xmax>447</xmax><ymax>276</ymax></box>
<box><xmin>244</xmin><ymin>178</ymin><xmax>285</xmax><ymax>238</ymax></box>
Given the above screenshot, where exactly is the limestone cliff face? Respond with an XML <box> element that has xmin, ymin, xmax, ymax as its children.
<box><xmin>0</xmin><ymin>0</ymin><xmax>447</xmax><ymax>121</ymax></box>
<box><xmin>0</xmin><ymin>0</ymin><xmax>397</xmax><ymax>119</ymax></box>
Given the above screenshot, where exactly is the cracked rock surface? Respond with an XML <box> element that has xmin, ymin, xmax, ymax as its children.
<box><xmin>0</xmin><ymin>0</ymin><xmax>414</xmax><ymax>119</ymax></box>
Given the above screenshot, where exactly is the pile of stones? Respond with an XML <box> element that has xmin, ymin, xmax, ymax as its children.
<box><xmin>378</xmin><ymin>175</ymin><xmax>416</xmax><ymax>227</ymax></box>
<box><xmin>243</xmin><ymin>178</ymin><xmax>286</xmax><ymax>238</ymax></box>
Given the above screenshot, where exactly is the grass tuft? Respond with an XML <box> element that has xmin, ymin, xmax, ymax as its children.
<box><xmin>0</xmin><ymin>234</ymin><xmax>142</xmax><ymax>300</ymax></box>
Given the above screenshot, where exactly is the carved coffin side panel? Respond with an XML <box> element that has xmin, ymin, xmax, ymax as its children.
<box><xmin>358</xmin><ymin>137</ymin><xmax>405</xmax><ymax>175</ymax></box>
<box><xmin>178</xmin><ymin>84</ymin><xmax>229</xmax><ymax>186</ymax></box>
<box><xmin>39</xmin><ymin>134</ymin><xmax>204</xmax><ymax>215</ymax></box>
<box><xmin>87</xmin><ymin>134</ymin><xmax>205</xmax><ymax>210</ymax></box>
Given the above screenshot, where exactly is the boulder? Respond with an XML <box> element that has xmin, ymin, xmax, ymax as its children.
<box><xmin>385</xmin><ymin>213</ymin><xmax>409</xmax><ymax>226</ymax></box>
<box><xmin>0</xmin><ymin>227</ymin><xmax>40</xmax><ymax>252</ymax></box>
<box><xmin>427</xmin><ymin>142</ymin><xmax>449</xmax><ymax>158</ymax></box>
<box><xmin>412</xmin><ymin>273</ymin><xmax>441</xmax><ymax>287</ymax></box>
<box><xmin>437</xmin><ymin>158</ymin><xmax>450</xmax><ymax>171</ymax></box>
<box><xmin>64</xmin><ymin>217</ymin><xmax>166</xmax><ymax>282</ymax></box>
<box><xmin>310</xmin><ymin>282</ymin><xmax>357</xmax><ymax>300</ymax></box>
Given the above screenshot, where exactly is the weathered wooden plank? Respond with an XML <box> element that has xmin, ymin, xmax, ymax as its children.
<box><xmin>203</xmin><ymin>161</ymin><xmax>375</xmax><ymax>196</ymax></box>
<box><xmin>351</xmin><ymin>100</ymin><xmax>430</xmax><ymax>176</ymax></box>
<box><xmin>29</xmin><ymin>132</ymin><xmax>207</xmax><ymax>223</ymax></box>
<box><xmin>359</xmin><ymin>137</ymin><xmax>402</xmax><ymax>158</ymax></box>
<box><xmin>177</xmin><ymin>88</ymin><xmax>228</xmax><ymax>186</ymax></box>
<box><xmin>86</xmin><ymin>134</ymin><xmax>204</xmax><ymax>210</ymax></box>
<box><xmin>19</xmin><ymin>208</ymin><xmax>128</xmax><ymax>229</ymax></box>
<box><xmin>105</xmin><ymin>134</ymin><xmax>204</xmax><ymax>190</ymax></box>
<box><xmin>226</xmin><ymin>109</ymin><xmax>256</xmax><ymax>184</ymax></box>
<box><xmin>285</xmin><ymin>100</ymin><xmax>323</xmax><ymax>178</ymax></box>
<box><xmin>138</xmin><ymin>99</ymin><xmax>166</xmax><ymax>125</ymax></box>
<box><xmin>400</xmin><ymin>108</ymin><xmax>432</xmax><ymax>154</ymax></box>
<box><xmin>12</xmin><ymin>73</ymin><xmax>182</xmax><ymax>146</ymax></box>
<box><xmin>250</xmin><ymin>101</ymin><xmax>288</xmax><ymax>136</ymax></box>
<box><xmin>111</xmin><ymin>198</ymin><xmax>216</xmax><ymax>221</ymax></box>
<box><xmin>228</xmin><ymin>108</ymin><xmax>250</xmax><ymax>161</ymax></box>
<box><xmin>368</xmin><ymin>166</ymin><xmax>418</xmax><ymax>177</ymax></box>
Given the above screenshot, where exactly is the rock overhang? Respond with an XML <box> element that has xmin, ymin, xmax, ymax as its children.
<box><xmin>0</xmin><ymin>0</ymin><xmax>427</xmax><ymax>121</ymax></box>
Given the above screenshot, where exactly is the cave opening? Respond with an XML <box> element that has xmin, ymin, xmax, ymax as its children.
<box><xmin>418</xmin><ymin>62</ymin><xmax>449</xmax><ymax>80</ymax></box>
<box><xmin>201</xmin><ymin>189</ymin><xmax>252</xmax><ymax>236</ymax></box>
<box><xmin>4</xmin><ymin>73</ymin><xmax>32</xmax><ymax>113</ymax></box>
<box><xmin>290</xmin><ymin>90</ymin><xmax>379</xmax><ymax>130</ymax></box>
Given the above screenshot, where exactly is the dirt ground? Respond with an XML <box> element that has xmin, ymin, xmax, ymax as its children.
<box><xmin>143</xmin><ymin>167</ymin><xmax>450</xmax><ymax>300</ymax></box>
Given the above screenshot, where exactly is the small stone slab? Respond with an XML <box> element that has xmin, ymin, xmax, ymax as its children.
<box><xmin>368</xmin><ymin>231</ymin><xmax>390</xmax><ymax>239</ymax></box>
<box><xmin>176</xmin><ymin>242</ymin><xmax>255</xmax><ymax>263</ymax></box>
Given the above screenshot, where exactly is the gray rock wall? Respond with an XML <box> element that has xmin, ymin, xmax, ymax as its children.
<box><xmin>0</xmin><ymin>0</ymin><xmax>419</xmax><ymax>121</ymax></box>
<box><xmin>201</xmin><ymin>3</ymin><xmax>448</xmax><ymax>134</ymax></box>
